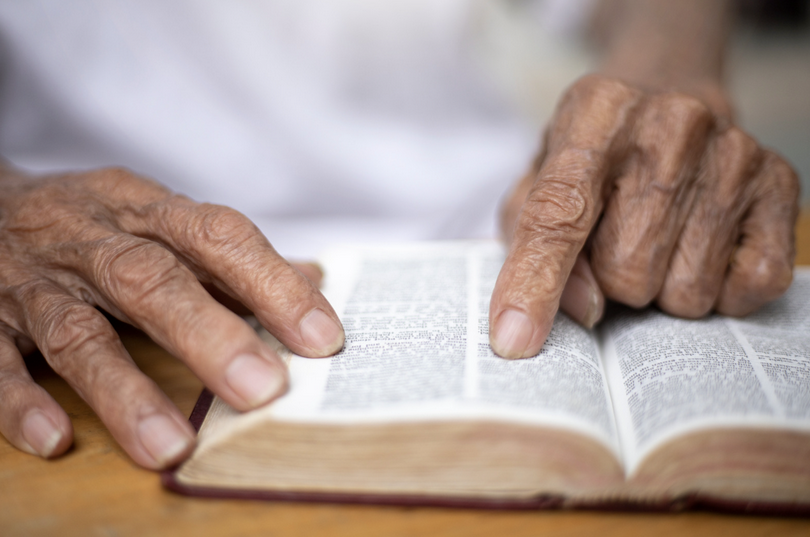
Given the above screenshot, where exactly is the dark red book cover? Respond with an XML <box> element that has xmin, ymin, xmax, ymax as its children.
<box><xmin>162</xmin><ymin>389</ymin><xmax>810</xmax><ymax>516</ymax></box>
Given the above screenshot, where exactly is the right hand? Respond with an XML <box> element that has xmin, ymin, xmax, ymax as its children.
<box><xmin>490</xmin><ymin>74</ymin><xmax>799</xmax><ymax>359</ymax></box>
<box><xmin>0</xmin><ymin>164</ymin><xmax>345</xmax><ymax>469</ymax></box>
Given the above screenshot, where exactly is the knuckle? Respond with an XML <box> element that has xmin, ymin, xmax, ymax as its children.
<box><xmin>4</xmin><ymin>274</ymin><xmax>40</xmax><ymax>308</ymax></box>
<box><xmin>590</xmin><ymin>238</ymin><xmax>659</xmax><ymax>308</ymax></box>
<box><xmin>744</xmin><ymin>153</ymin><xmax>801</xmax><ymax>228</ymax></box>
<box><xmin>711</xmin><ymin>127</ymin><xmax>762</xmax><ymax>192</ymax></box>
<box><xmin>761</xmin><ymin>151</ymin><xmax>800</xmax><ymax>197</ymax></box>
<box><xmin>553</xmin><ymin>76</ymin><xmax>640</xmax><ymax>147</ymax></box>
<box><xmin>518</xmin><ymin>148</ymin><xmax>602</xmax><ymax>242</ymax></box>
<box><xmin>83</xmin><ymin>166</ymin><xmax>139</xmax><ymax>190</ymax></box>
<box><xmin>738</xmin><ymin>254</ymin><xmax>793</xmax><ymax>301</ymax></box>
<box><xmin>643</xmin><ymin>93</ymin><xmax>714</xmax><ymax>142</ymax></box>
<box><xmin>519</xmin><ymin>174</ymin><xmax>593</xmax><ymax>245</ymax></box>
<box><xmin>96</xmin><ymin>236</ymin><xmax>191</xmax><ymax>307</ymax></box>
<box><xmin>186</xmin><ymin>204</ymin><xmax>261</xmax><ymax>254</ymax></box>
<box><xmin>4</xmin><ymin>279</ymin><xmax>36</xmax><ymax>320</ymax></box>
<box><xmin>34</xmin><ymin>304</ymin><xmax>145</xmax><ymax>410</ymax></box>
<box><xmin>721</xmin><ymin>126</ymin><xmax>759</xmax><ymax>158</ymax></box>
<box><xmin>569</xmin><ymin>74</ymin><xmax>634</xmax><ymax>104</ymax></box>
<box><xmin>38</xmin><ymin>302</ymin><xmax>116</xmax><ymax>370</ymax></box>
<box><xmin>662</xmin><ymin>92</ymin><xmax>712</xmax><ymax>122</ymax></box>
<box><xmin>83</xmin><ymin>166</ymin><xmax>172</xmax><ymax>203</ymax></box>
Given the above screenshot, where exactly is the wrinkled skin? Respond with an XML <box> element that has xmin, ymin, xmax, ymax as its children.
<box><xmin>490</xmin><ymin>74</ymin><xmax>799</xmax><ymax>359</ymax></box>
<box><xmin>0</xmin><ymin>76</ymin><xmax>800</xmax><ymax>469</ymax></box>
<box><xmin>0</xmin><ymin>3</ymin><xmax>800</xmax><ymax>470</ymax></box>
<box><xmin>0</xmin><ymin>167</ymin><xmax>344</xmax><ymax>468</ymax></box>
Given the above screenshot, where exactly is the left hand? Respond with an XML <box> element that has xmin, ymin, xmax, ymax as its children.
<box><xmin>489</xmin><ymin>74</ymin><xmax>799</xmax><ymax>359</ymax></box>
<box><xmin>0</xmin><ymin>165</ymin><xmax>344</xmax><ymax>468</ymax></box>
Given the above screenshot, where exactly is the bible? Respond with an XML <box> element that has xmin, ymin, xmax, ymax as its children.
<box><xmin>164</xmin><ymin>242</ymin><xmax>810</xmax><ymax>514</ymax></box>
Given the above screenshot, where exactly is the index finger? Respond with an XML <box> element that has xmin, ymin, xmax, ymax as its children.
<box><xmin>490</xmin><ymin>77</ymin><xmax>639</xmax><ymax>359</ymax></box>
<box><xmin>121</xmin><ymin>201</ymin><xmax>344</xmax><ymax>358</ymax></box>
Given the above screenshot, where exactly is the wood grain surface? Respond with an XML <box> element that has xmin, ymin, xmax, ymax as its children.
<box><xmin>2</xmin><ymin>212</ymin><xmax>810</xmax><ymax>537</ymax></box>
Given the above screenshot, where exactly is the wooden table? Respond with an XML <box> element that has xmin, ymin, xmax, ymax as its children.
<box><xmin>3</xmin><ymin>212</ymin><xmax>810</xmax><ymax>537</ymax></box>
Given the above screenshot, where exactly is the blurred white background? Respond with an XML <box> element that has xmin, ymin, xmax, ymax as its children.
<box><xmin>484</xmin><ymin>0</ymin><xmax>810</xmax><ymax>203</ymax></box>
<box><xmin>730</xmin><ymin>28</ymin><xmax>810</xmax><ymax>203</ymax></box>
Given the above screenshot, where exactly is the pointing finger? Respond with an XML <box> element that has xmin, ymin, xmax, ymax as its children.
<box><xmin>490</xmin><ymin>76</ymin><xmax>640</xmax><ymax>358</ymax></box>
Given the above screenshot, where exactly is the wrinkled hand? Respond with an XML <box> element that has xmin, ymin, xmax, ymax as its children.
<box><xmin>0</xmin><ymin>166</ymin><xmax>344</xmax><ymax>468</ymax></box>
<box><xmin>490</xmin><ymin>74</ymin><xmax>799</xmax><ymax>359</ymax></box>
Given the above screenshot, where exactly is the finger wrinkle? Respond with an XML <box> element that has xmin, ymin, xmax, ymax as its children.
<box><xmin>116</xmin><ymin>193</ymin><xmax>194</xmax><ymax>237</ymax></box>
<box><xmin>2</xmin><ymin>175</ymin><xmax>121</xmax><ymax>238</ymax></box>
<box><xmin>94</xmin><ymin>237</ymin><xmax>193</xmax><ymax>309</ymax></box>
<box><xmin>151</xmin><ymin>202</ymin><xmax>272</xmax><ymax>284</ymax></box>
<box><xmin>522</xmin><ymin>181</ymin><xmax>598</xmax><ymax>237</ymax></box>
<box><xmin>3</xmin><ymin>278</ymin><xmax>59</xmax><ymax>331</ymax></box>
<box><xmin>633</xmin><ymin>98</ymin><xmax>714</xmax><ymax>189</ymax></box>
<box><xmin>180</xmin><ymin>204</ymin><xmax>263</xmax><ymax>255</ymax></box>
<box><xmin>35</xmin><ymin>302</ymin><xmax>119</xmax><ymax>365</ymax></box>
<box><xmin>115</xmin><ymin>260</ymin><xmax>191</xmax><ymax>313</ymax></box>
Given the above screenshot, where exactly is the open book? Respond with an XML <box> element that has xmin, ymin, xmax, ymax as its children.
<box><xmin>165</xmin><ymin>242</ymin><xmax>810</xmax><ymax>513</ymax></box>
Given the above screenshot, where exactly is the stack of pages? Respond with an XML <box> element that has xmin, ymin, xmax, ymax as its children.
<box><xmin>165</xmin><ymin>242</ymin><xmax>810</xmax><ymax>514</ymax></box>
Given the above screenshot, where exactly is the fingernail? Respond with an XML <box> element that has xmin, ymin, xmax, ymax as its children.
<box><xmin>22</xmin><ymin>410</ymin><xmax>62</xmax><ymax>458</ymax></box>
<box><xmin>226</xmin><ymin>353</ymin><xmax>286</xmax><ymax>407</ymax></box>
<box><xmin>299</xmin><ymin>309</ymin><xmax>344</xmax><ymax>355</ymax></box>
<box><xmin>492</xmin><ymin>309</ymin><xmax>534</xmax><ymax>359</ymax></box>
<box><xmin>138</xmin><ymin>414</ymin><xmax>194</xmax><ymax>468</ymax></box>
<box><xmin>561</xmin><ymin>273</ymin><xmax>603</xmax><ymax>329</ymax></box>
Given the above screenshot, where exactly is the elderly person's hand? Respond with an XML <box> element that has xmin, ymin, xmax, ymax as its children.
<box><xmin>0</xmin><ymin>165</ymin><xmax>344</xmax><ymax>468</ymax></box>
<box><xmin>489</xmin><ymin>1</ymin><xmax>800</xmax><ymax>359</ymax></box>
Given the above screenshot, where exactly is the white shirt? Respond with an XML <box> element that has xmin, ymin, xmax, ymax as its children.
<box><xmin>0</xmin><ymin>0</ymin><xmax>593</xmax><ymax>257</ymax></box>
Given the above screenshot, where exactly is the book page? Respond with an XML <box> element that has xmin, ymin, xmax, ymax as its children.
<box><xmin>603</xmin><ymin>269</ymin><xmax>810</xmax><ymax>475</ymax></box>
<box><xmin>730</xmin><ymin>272</ymin><xmax>810</xmax><ymax>419</ymax></box>
<box><xmin>474</xmin><ymin>249</ymin><xmax>615</xmax><ymax>440</ymax></box>
<box><xmin>261</xmin><ymin>241</ymin><xmax>619</xmax><ymax>454</ymax></box>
